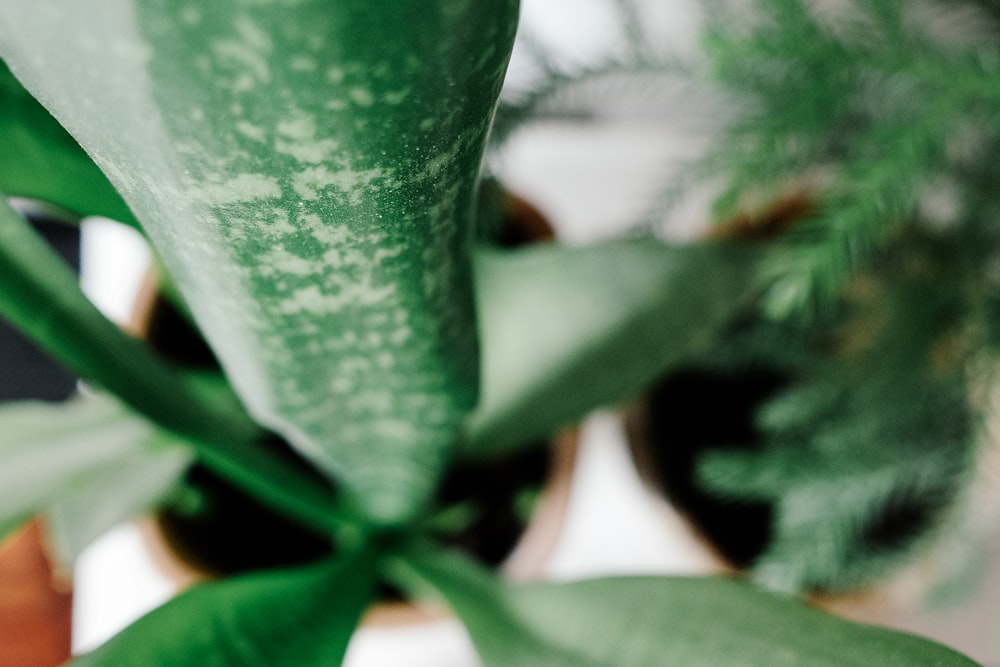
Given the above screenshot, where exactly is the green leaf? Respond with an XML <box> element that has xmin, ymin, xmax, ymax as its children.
<box><xmin>465</xmin><ymin>240</ymin><xmax>759</xmax><ymax>453</ymax></box>
<box><xmin>0</xmin><ymin>194</ymin><xmax>341</xmax><ymax>537</ymax></box>
<box><xmin>73</xmin><ymin>552</ymin><xmax>376</xmax><ymax>667</ymax></box>
<box><xmin>401</xmin><ymin>549</ymin><xmax>981</xmax><ymax>667</ymax></box>
<box><xmin>46</xmin><ymin>436</ymin><xmax>193</xmax><ymax>565</ymax></box>
<box><xmin>0</xmin><ymin>59</ymin><xmax>138</xmax><ymax>227</ymax></box>
<box><xmin>0</xmin><ymin>395</ymin><xmax>192</xmax><ymax>545</ymax></box>
<box><xmin>0</xmin><ymin>194</ymin><xmax>259</xmax><ymax>448</ymax></box>
<box><xmin>0</xmin><ymin>0</ymin><xmax>520</xmax><ymax>526</ymax></box>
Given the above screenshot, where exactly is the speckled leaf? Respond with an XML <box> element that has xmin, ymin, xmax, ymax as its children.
<box><xmin>73</xmin><ymin>553</ymin><xmax>375</xmax><ymax>667</ymax></box>
<box><xmin>0</xmin><ymin>1</ymin><xmax>519</xmax><ymax>525</ymax></box>
<box><xmin>465</xmin><ymin>240</ymin><xmax>759</xmax><ymax>454</ymax></box>
<box><xmin>0</xmin><ymin>59</ymin><xmax>137</xmax><ymax>227</ymax></box>
<box><xmin>0</xmin><ymin>194</ymin><xmax>336</xmax><ymax>533</ymax></box>
<box><xmin>403</xmin><ymin>550</ymin><xmax>981</xmax><ymax>667</ymax></box>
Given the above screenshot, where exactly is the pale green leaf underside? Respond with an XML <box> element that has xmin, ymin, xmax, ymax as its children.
<box><xmin>466</xmin><ymin>240</ymin><xmax>759</xmax><ymax>453</ymax></box>
<box><xmin>73</xmin><ymin>554</ymin><xmax>374</xmax><ymax>667</ymax></box>
<box><xmin>46</xmin><ymin>438</ymin><xmax>192</xmax><ymax>566</ymax></box>
<box><xmin>0</xmin><ymin>394</ymin><xmax>193</xmax><ymax>546</ymax></box>
<box><xmin>0</xmin><ymin>1</ymin><xmax>519</xmax><ymax>525</ymax></box>
<box><xmin>403</xmin><ymin>550</ymin><xmax>980</xmax><ymax>667</ymax></box>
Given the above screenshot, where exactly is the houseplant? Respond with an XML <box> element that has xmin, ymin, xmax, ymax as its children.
<box><xmin>496</xmin><ymin>0</ymin><xmax>1000</xmax><ymax>606</ymax></box>
<box><xmin>0</xmin><ymin>0</ymin><xmax>983</xmax><ymax>664</ymax></box>
<box><xmin>606</xmin><ymin>0</ymin><xmax>1000</xmax><ymax>606</ymax></box>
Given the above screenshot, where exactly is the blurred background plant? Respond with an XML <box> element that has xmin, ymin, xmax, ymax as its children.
<box><xmin>497</xmin><ymin>0</ymin><xmax>1000</xmax><ymax>603</ymax></box>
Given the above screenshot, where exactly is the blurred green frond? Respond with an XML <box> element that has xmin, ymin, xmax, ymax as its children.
<box><xmin>701</xmin><ymin>0</ymin><xmax>1000</xmax><ymax>318</ymax></box>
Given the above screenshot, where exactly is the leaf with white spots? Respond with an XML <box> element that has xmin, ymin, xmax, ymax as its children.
<box><xmin>0</xmin><ymin>0</ymin><xmax>520</xmax><ymax>525</ymax></box>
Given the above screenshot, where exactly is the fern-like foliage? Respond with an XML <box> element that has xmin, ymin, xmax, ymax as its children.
<box><xmin>498</xmin><ymin>0</ymin><xmax>1000</xmax><ymax>595</ymax></box>
<box><xmin>701</xmin><ymin>0</ymin><xmax>1000</xmax><ymax>318</ymax></box>
<box><xmin>679</xmin><ymin>0</ymin><xmax>1000</xmax><ymax>592</ymax></box>
<box><xmin>694</xmin><ymin>219</ymin><xmax>999</xmax><ymax>592</ymax></box>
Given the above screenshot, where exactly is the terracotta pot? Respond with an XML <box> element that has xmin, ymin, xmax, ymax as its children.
<box><xmin>0</xmin><ymin>522</ymin><xmax>73</xmax><ymax>667</ymax></box>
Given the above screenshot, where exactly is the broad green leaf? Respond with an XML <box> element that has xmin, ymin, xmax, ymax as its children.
<box><xmin>0</xmin><ymin>195</ymin><xmax>341</xmax><ymax>536</ymax></box>
<box><xmin>0</xmin><ymin>59</ymin><xmax>138</xmax><ymax>227</ymax></box>
<box><xmin>46</xmin><ymin>436</ymin><xmax>193</xmax><ymax>565</ymax></box>
<box><xmin>465</xmin><ymin>240</ymin><xmax>759</xmax><ymax>454</ymax></box>
<box><xmin>73</xmin><ymin>552</ymin><xmax>376</xmax><ymax>667</ymax></box>
<box><xmin>401</xmin><ymin>550</ymin><xmax>981</xmax><ymax>667</ymax></box>
<box><xmin>0</xmin><ymin>194</ymin><xmax>259</xmax><ymax>448</ymax></box>
<box><xmin>0</xmin><ymin>0</ymin><xmax>519</xmax><ymax>526</ymax></box>
<box><xmin>0</xmin><ymin>395</ymin><xmax>192</xmax><ymax>545</ymax></box>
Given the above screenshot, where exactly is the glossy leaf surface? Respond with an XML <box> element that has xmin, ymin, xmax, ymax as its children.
<box><xmin>73</xmin><ymin>554</ymin><xmax>375</xmax><ymax>667</ymax></box>
<box><xmin>466</xmin><ymin>240</ymin><xmax>758</xmax><ymax>453</ymax></box>
<box><xmin>403</xmin><ymin>550</ymin><xmax>981</xmax><ymax>667</ymax></box>
<box><xmin>0</xmin><ymin>59</ymin><xmax>137</xmax><ymax>227</ymax></box>
<box><xmin>0</xmin><ymin>0</ymin><xmax>519</xmax><ymax>525</ymax></box>
<box><xmin>0</xmin><ymin>395</ymin><xmax>193</xmax><ymax>545</ymax></box>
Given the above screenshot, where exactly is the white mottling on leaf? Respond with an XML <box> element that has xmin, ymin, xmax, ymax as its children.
<box><xmin>389</xmin><ymin>327</ymin><xmax>413</xmax><ymax>345</ymax></box>
<box><xmin>234</xmin><ymin>16</ymin><xmax>273</xmax><ymax>53</ymax></box>
<box><xmin>423</xmin><ymin>149</ymin><xmax>456</xmax><ymax>182</ymax></box>
<box><xmin>275</xmin><ymin>137</ymin><xmax>340</xmax><ymax>164</ymax></box>
<box><xmin>290</xmin><ymin>56</ymin><xmax>317</xmax><ymax>72</ymax></box>
<box><xmin>265</xmin><ymin>208</ymin><xmax>298</xmax><ymax>235</ymax></box>
<box><xmin>305</xmin><ymin>217</ymin><xmax>349</xmax><ymax>246</ymax></box>
<box><xmin>347</xmin><ymin>391</ymin><xmax>393</xmax><ymax>413</ymax></box>
<box><xmin>276</xmin><ymin>115</ymin><xmax>316</xmax><ymax>140</ymax></box>
<box><xmin>213</xmin><ymin>41</ymin><xmax>270</xmax><ymax>85</ymax></box>
<box><xmin>231</xmin><ymin>72</ymin><xmax>256</xmax><ymax>94</ymax></box>
<box><xmin>373</xmin><ymin>246</ymin><xmax>404</xmax><ymax>264</ymax></box>
<box><xmin>326</xmin><ymin>66</ymin><xmax>345</xmax><ymax>84</ymax></box>
<box><xmin>278</xmin><ymin>282</ymin><xmax>397</xmax><ymax>316</ymax></box>
<box><xmin>348</xmin><ymin>87</ymin><xmax>375</xmax><ymax>107</ymax></box>
<box><xmin>193</xmin><ymin>173</ymin><xmax>281</xmax><ymax>205</ymax></box>
<box><xmin>383</xmin><ymin>88</ymin><xmax>410</xmax><ymax>105</ymax></box>
<box><xmin>260</xmin><ymin>246</ymin><xmax>322</xmax><ymax>277</ymax></box>
<box><xmin>291</xmin><ymin>165</ymin><xmax>387</xmax><ymax>204</ymax></box>
<box><xmin>236</xmin><ymin>120</ymin><xmax>266</xmax><ymax>142</ymax></box>
<box><xmin>180</xmin><ymin>6</ymin><xmax>202</xmax><ymax>25</ymax></box>
<box><xmin>371</xmin><ymin>419</ymin><xmax>419</xmax><ymax>443</ymax></box>
<box><xmin>324</xmin><ymin>99</ymin><xmax>348</xmax><ymax>112</ymax></box>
